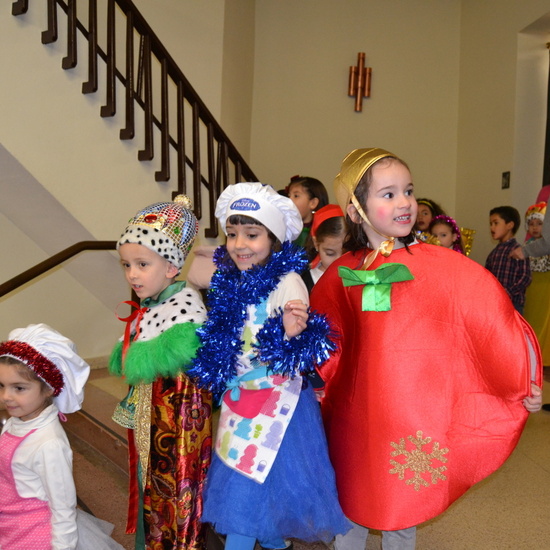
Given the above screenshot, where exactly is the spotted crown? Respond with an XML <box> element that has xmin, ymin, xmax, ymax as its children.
<box><xmin>117</xmin><ymin>194</ymin><xmax>198</xmax><ymax>269</ymax></box>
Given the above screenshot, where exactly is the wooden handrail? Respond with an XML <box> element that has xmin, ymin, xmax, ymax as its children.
<box><xmin>11</xmin><ymin>0</ymin><xmax>258</xmax><ymax>238</ymax></box>
<box><xmin>0</xmin><ymin>241</ymin><xmax>116</xmax><ymax>298</ymax></box>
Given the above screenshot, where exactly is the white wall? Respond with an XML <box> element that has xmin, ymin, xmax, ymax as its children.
<box><xmin>250</xmin><ymin>0</ymin><xmax>461</xmax><ymax>214</ymax></box>
<box><xmin>3</xmin><ymin>0</ymin><xmax>550</xmax><ymax>356</ymax></box>
<box><xmin>456</xmin><ymin>0</ymin><xmax>550</xmax><ymax>263</ymax></box>
<box><xmin>132</xmin><ymin>0</ymin><xmax>226</xmax><ymax>122</ymax></box>
<box><xmin>0</xmin><ymin>1</ymin><xmax>224</xmax><ymax>356</ymax></box>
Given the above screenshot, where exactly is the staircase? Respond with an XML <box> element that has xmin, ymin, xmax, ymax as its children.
<box><xmin>2</xmin><ymin>1</ymin><xmax>259</xmax><ymax>547</ymax></box>
<box><xmin>63</xmin><ymin>366</ymin><xmax>132</xmax><ymax>548</ymax></box>
<box><xmin>10</xmin><ymin>0</ymin><xmax>257</xmax><ymax>239</ymax></box>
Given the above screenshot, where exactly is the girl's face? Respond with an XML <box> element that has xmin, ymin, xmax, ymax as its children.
<box><xmin>350</xmin><ymin>161</ymin><xmax>416</xmax><ymax>249</ymax></box>
<box><xmin>119</xmin><ymin>243</ymin><xmax>179</xmax><ymax>301</ymax></box>
<box><xmin>226</xmin><ymin>223</ymin><xmax>272</xmax><ymax>271</ymax></box>
<box><xmin>288</xmin><ymin>184</ymin><xmax>319</xmax><ymax>224</ymax></box>
<box><xmin>416</xmin><ymin>204</ymin><xmax>433</xmax><ymax>231</ymax></box>
<box><xmin>528</xmin><ymin>218</ymin><xmax>543</xmax><ymax>239</ymax></box>
<box><xmin>430</xmin><ymin>222</ymin><xmax>457</xmax><ymax>249</ymax></box>
<box><xmin>313</xmin><ymin>235</ymin><xmax>345</xmax><ymax>271</ymax></box>
<box><xmin>0</xmin><ymin>363</ymin><xmax>53</xmax><ymax>422</ymax></box>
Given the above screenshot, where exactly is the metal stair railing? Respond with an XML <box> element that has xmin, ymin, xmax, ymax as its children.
<box><xmin>0</xmin><ymin>241</ymin><xmax>116</xmax><ymax>298</ymax></box>
<box><xmin>10</xmin><ymin>0</ymin><xmax>258</xmax><ymax>238</ymax></box>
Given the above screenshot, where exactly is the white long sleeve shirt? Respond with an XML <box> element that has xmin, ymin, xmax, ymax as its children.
<box><xmin>1</xmin><ymin>404</ymin><xmax>78</xmax><ymax>550</ymax></box>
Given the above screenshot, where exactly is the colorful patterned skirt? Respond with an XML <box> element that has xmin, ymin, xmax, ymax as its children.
<box><xmin>143</xmin><ymin>375</ymin><xmax>212</xmax><ymax>550</ymax></box>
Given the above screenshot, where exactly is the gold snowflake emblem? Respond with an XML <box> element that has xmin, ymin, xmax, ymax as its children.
<box><xmin>389</xmin><ymin>430</ymin><xmax>449</xmax><ymax>491</ymax></box>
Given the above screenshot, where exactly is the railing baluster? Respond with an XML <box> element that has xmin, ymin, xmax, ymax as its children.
<box><xmin>11</xmin><ymin>0</ymin><xmax>28</xmax><ymax>16</ymax></box>
<box><xmin>192</xmin><ymin>102</ymin><xmax>201</xmax><ymax>219</ymax></box>
<box><xmin>41</xmin><ymin>0</ymin><xmax>58</xmax><ymax>44</ymax></box>
<box><xmin>220</xmin><ymin>142</ymin><xmax>229</xmax><ymax>189</ymax></box>
<box><xmin>11</xmin><ymin>0</ymin><xmax>259</xmax><ymax>239</ymax></box>
<box><xmin>138</xmin><ymin>36</ymin><xmax>154</xmax><ymax>161</ymax></box>
<box><xmin>176</xmin><ymin>81</ymin><xmax>187</xmax><ymax>196</ymax></box>
<box><xmin>100</xmin><ymin>0</ymin><xmax>116</xmax><ymax>117</ymax></box>
<box><xmin>82</xmin><ymin>0</ymin><xmax>98</xmax><ymax>94</ymax></box>
<box><xmin>61</xmin><ymin>0</ymin><xmax>77</xmax><ymax>69</ymax></box>
<box><xmin>205</xmin><ymin>142</ymin><xmax>227</xmax><ymax>238</ymax></box>
<box><xmin>155</xmin><ymin>58</ymin><xmax>170</xmax><ymax>182</ymax></box>
<box><xmin>235</xmin><ymin>162</ymin><xmax>244</xmax><ymax>185</ymax></box>
<box><xmin>136</xmin><ymin>36</ymin><xmax>144</xmax><ymax>99</ymax></box>
<box><xmin>120</xmin><ymin>11</ymin><xmax>135</xmax><ymax>140</ymax></box>
<box><xmin>204</xmin><ymin>122</ymin><xmax>216</xmax><ymax>233</ymax></box>
<box><xmin>206</xmin><ymin>122</ymin><xmax>215</xmax><ymax>192</ymax></box>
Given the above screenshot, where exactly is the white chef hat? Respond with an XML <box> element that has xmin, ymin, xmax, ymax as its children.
<box><xmin>215</xmin><ymin>182</ymin><xmax>303</xmax><ymax>243</ymax></box>
<box><xmin>0</xmin><ymin>324</ymin><xmax>90</xmax><ymax>414</ymax></box>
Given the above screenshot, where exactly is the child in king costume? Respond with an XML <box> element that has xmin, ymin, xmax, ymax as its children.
<box><xmin>109</xmin><ymin>195</ymin><xmax>212</xmax><ymax>550</ymax></box>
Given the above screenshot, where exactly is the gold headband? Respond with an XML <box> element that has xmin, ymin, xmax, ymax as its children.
<box><xmin>334</xmin><ymin>148</ymin><xmax>397</xmax><ymax>212</ymax></box>
<box><xmin>334</xmin><ymin>147</ymin><xmax>403</xmax><ymax>268</ymax></box>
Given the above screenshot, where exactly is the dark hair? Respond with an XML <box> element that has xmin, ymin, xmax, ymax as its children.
<box><xmin>288</xmin><ymin>176</ymin><xmax>329</xmax><ymax>211</ymax></box>
<box><xmin>489</xmin><ymin>206</ymin><xmax>521</xmax><ymax>235</ymax></box>
<box><xmin>429</xmin><ymin>215</ymin><xmax>465</xmax><ymax>254</ymax></box>
<box><xmin>222</xmin><ymin>214</ymin><xmax>282</xmax><ymax>269</ymax></box>
<box><xmin>0</xmin><ymin>356</ymin><xmax>54</xmax><ymax>402</ymax></box>
<box><xmin>305</xmin><ymin>216</ymin><xmax>347</xmax><ymax>261</ymax></box>
<box><xmin>414</xmin><ymin>198</ymin><xmax>446</xmax><ymax>232</ymax></box>
<box><xmin>416</xmin><ymin>198</ymin><xmax>445</xmax><ymax>218</ymax></box>
<box><xmin>344</xmin><ymin>157</ymin><xmax>415</xmax><ymax>253</ymax></box>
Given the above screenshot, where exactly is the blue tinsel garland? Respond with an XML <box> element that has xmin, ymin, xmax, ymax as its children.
<box><xmin>187</xmin><ymin>241</ymin><xmax>335</xmax><ymax>400</ymax></box>
<box><xmin>253</xmin><ymin>312</ymin><xmax>337</xmax><ymax>377</ymax></box>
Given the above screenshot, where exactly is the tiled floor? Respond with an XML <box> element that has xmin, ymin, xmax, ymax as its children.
<box><xmin>68</xmin><ymin>368</ymin><xmax>550</xmax><ymax>549</ymax></box>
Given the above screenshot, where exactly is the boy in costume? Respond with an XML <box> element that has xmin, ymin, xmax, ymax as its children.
<box><xmin>109</xmin><ymin>195</ymin><xmax>211</xmax><ymax>550</ymax></box>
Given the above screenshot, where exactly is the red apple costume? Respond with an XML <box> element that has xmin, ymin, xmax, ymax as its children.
<box><xmin>310</xmin><ymin>148</ymin><xmax>542</xmax><ymax>532</ymax></box>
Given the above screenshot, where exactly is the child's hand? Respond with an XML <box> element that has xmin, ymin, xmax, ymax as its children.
<box><xmin>523</xmin><ymin>383</ymin><xmax>542</xmax><ymax>413</ymax></box>
<box><xmin>510</xmin><ymin>246</ymin><xmax>525</xmax><ymax>260</ymax></box>
<box><xmin>283</xmin><ymin>300</ymin><xmax>308</xmax><ymax>339</ymax></box>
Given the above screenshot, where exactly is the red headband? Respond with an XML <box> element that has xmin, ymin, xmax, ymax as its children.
<box><xmin>0</xmin><ymin>340</ymin><xmax>64</xmax><ymax>396</ymax></box>
<box><xmin>311</xmin><ymin>204</ymin><xmax>344</xmax><ymax>238</ymax></box>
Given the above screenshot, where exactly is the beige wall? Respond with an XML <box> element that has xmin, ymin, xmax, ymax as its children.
<box><xmin>220</xmin><ymin>1</ymin><xmax>256</xmax><ymax>159</ymax></box>
<box><xmin>2</xmin><ymin>0</ymin><xmax>550</xmax><ymax>356</ymax></box>
<box><xmin>133</xmin><ymin>0</ymin><xmax>226</xmax><ymax>120</ymax></box>
<box><xmin>250</xmin><ymin>0</ymin><xmax>461</xmax><ymax>217</ymax></box>
<box><xmin>456</xmin><ymin>0</ymin><xmax>550</xmax><ymax>262</ymax></box>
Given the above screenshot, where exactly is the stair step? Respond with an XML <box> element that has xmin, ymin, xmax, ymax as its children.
<box><xmin>64</xmin><ymin>382</ymin><xmax>129</xmax><ymax>475</ymax></box>
<box><xmin>69</xmin><ymin>433</ymin><xmax>133</xmax><ymax>549</ymax></box>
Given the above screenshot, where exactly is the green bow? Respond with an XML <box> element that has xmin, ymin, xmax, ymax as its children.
<box><xmin>338</xmin><ymin>263</ymin><xmax>414</xmax><ymax>311</ymax></box>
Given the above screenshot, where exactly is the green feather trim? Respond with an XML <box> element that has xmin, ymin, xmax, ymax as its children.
<box><xmin>108</xmin><ymin>341</ymin><xmax>124</xmax><ymax>377</ymax></box>
<box><xmin>109</xmin><ymin>323</ymin><xmax>202</xmax><ymax>385</ymax></box>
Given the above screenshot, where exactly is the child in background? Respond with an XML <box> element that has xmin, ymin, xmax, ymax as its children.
<box><xmin>428</xmin><ymin>214</ymin><xmax>464</xmax><ymax>254</ymax></box>
<box><xmin>286</xmin><ymin>175</ymin><xmax>329</xmax><ymax>249</ymax></box>
<box><xmin>0</xmin><ymin>323</ymin><xmax>124</xmax><ymax>550</ymax></box>
<box><xmin>415</xmin><ymin>198</ymin><xmax>445</xmax><ymax>232</ymax></box>
<box><xmin>302</xmin><ymin>204</ymin><xmax>347</xmax><ymax>292</ymax></box>
<box><xmin>109</xmin><ymin>195</ymin><xmax>211</xmax><ymax>549</ymax></box>
<box><xmin>310</xmin><ymin>148</ymin><xmax>542</xmax><ymax>550</ymax></box>
<box><xmin>485</xmin><ymin>206</ymin><xmax>531</xmax><ymax>314</ymax></box>
<box><xmin>188</xmin><ymin>182</ymin><xmax>349</xmax><ymax>550</ymax></box>
<box><xmin>523</xmin><ymin>202</ymin><xmax>550</xmax><ymax>366</ymax></box>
